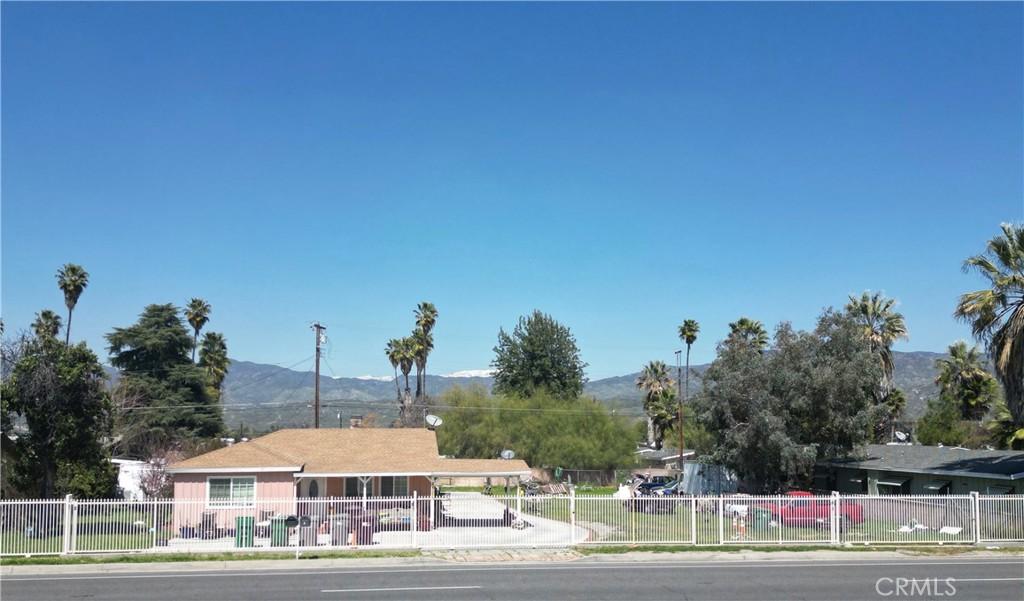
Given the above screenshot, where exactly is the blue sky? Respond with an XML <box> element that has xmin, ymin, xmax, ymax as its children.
<box><xmin>2</xmin><ymin>3</ymin><xmax>1022</xmax><ymax>379</ymax></box>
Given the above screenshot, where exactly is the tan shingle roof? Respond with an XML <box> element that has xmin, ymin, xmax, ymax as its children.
<box><xmin>434</xmin><ymin>458</ymin><xmax>531</xmax><ymax>475</ymax></box>
<box><xmin>168</xmin><ymin>429</ymin><xmax>530</xmax><ymax>476</ymax></box>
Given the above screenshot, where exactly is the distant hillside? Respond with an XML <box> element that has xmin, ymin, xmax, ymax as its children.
<box><xmin>192</xmin><ymin>350</ymin><xmax>948</xmax><ymax>431</ymax></box>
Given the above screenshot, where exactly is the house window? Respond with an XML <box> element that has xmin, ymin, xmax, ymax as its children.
<box><xmin>308</xmin><ymin>480</ymin><xmax>319</xmax><ymax>498</ymax></box>
<box><xmin>344</xmin><ymin>477</ymin><xmax>374</xmax><ymax>497</ymax></box>
<box><xmin>380</xmin><ymin>476</ymin><xmax>408</xmax><ymax>497</ymax></box>
<box><xmin>207</xmin><ymin>477</ymin><xmax>255</xmax><ymax>507</ymax></box>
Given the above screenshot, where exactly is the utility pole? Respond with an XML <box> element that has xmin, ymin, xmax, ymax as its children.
<box><xmin>312</xmin><ymin>322</ymin><xmax>326</xmax><ymax>428</ymax></box>
<box><xmin>675</xmin><ymin>349</ymin><xmax>684</xmax><ymax>477</ymax></box>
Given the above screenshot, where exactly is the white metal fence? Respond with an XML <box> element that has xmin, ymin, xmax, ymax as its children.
<box><xmin>1</xmin><ymin>492</ymin><xmax>1021</xmax><ymax>556</ymax></box>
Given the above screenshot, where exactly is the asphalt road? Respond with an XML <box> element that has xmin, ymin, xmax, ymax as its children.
<box><xmin>2</xmin><ymin>557</ymin><xmax>1022</xmax><ymax>601</ymax></box>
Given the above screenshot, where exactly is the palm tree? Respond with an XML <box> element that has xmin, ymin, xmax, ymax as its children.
<box><xmin>935</xmin><ymin>341</ymin><xmax>997</xmax><ymax>420</ymax></box>
<box><xmin>198</xmin><ymin>332</ymin><xmax>230</xmax><ymax>398</ymax></box>
<box><xmin>845</xmin><ymin>292</ymin><xmax>908</xmax><ymax>398</ymax></box>
<box><xmin>385</xmin><ymin>338</ymin><xmax>403</xmax><ymax>402</ymax></box>
<box><xmin>636</xmin><ymin>360</ymin><xmax>676</xmax><ymax>449</ymax></box>
<box><xmin>727</xmin><ymin>317</ymin><xmax>769</xmax><ymax>351</ymax></box>
<box><xmin>56</xmin><ymin>263</ymin><xmax>89</xmax><ymax>345</ymax></box>
<box><xmin>956</xmin><ymin>223</ymin><xmax>1024</xmax><ymax>429</ymax></box>
<box><xmin>987</xmin><ymin>397</ymin><xmax>1024</xmax><ymax>450</ymax></box>
<box><xmin>677</xmin><ymin>319</ymin><xmax>700</xmax><ymax>401</ymax></box>
<box><xmin>413</xmin><ymin>302</ymin><xmax>438</xmax><ymax>401</ymax></box>
<box><xmin>32</xmin><ymin>310</ymin><xmax>63</xmax><ymax>340</ymax></box>
<box><xmin>397</xmin><ymin>336</ymin><xmax>417</xmax><ymax>425</ymax></box>
<box><xmin>676</xmin><ymin>319</ymin><xmax>700</xmax><ymax>459</ymax></box>
<box><xmin>185</xmin><ymin>298</ymin><xmax>212</xmax><ymax>362</ymax></box>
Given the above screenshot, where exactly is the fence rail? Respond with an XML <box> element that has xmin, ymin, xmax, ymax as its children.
<box><xmin>1</xmin><ymin>492</ymin><xmax>1020</xmax><ymax>556</ymax></box>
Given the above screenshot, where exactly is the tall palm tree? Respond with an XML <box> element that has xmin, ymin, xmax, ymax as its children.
<box><xmin>185</xmin><ymin>298</ymin><xmax>212</xmax><ymax>362</ymax></box>
<box><xmin>636</xmin><ymin>360</ymin><xmax>676</xmax><ymax>449</ymax></box>
<box><xmin>385</xmin><ymin>338</ymin><xmax>403</xmax><ymax>401</ymax></box>
<box><xmin>845</xmin><ymin>292</ymin><xmax>908</xmax><ymax>398</ymax></box>
<box><xmin>397</xmin><ymin>336</ymin><xmax>417</xmax><ymax>425</ymax></box>
<box><xmin>956</xmin><ymin>223</ymin><xmax>1024</xmax><ymax>428</ymax></box>
<box><xmin>935</xmin><ymin>341</ymin><xmax>997</xmax><ymax>420</ymax></box>
<box><xmin>32</xmin><ymin>310</ymin><xmax>63</xmax><ymax>340</ymax></box>
<box><xmin>676</xmin><ymin>319</ymin><xmax>700</xmax><ymax>459</ymax></box>
<box><xmin>727</xmin><ymin>317</ymin><xmax>769</xmax><ymax>351</ymax></box>
<box><xmin>198</xmin><ymin>332</ymin><xmax>230</xmax><ymax>398</ymax></box>
<box><xmin>56</xmin><ymin>263</ymin><xmax>89</xmax><ymax>345</ymax></box>
<box><xmin>413</xmin><ymin>302</ymin><xmax>438</xmax><ymax>401</ymax></box>
<box><xmin>677</xmin><ymin>319</ymin><xmax>700</xmax><ymax>401</ymax></box>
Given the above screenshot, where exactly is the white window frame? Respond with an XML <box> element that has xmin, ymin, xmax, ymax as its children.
<box><xmin>206</xmin><ymin>476</ymin><xmax>257</xmax><ymax>508</ymax></box>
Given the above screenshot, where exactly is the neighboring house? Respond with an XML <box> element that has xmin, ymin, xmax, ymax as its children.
<box><xmin>167</xmin><ymin>428</ymin><xmax>530</xmax><ymax>507</ymax></box>
<box><xmin>825</xmin><ymin>444</ymin><xmax>1024</xmax><ymax>496</ymax></box>
<box><xmin>111</xmin><ymin>458</ymin><xmax>149</xmax><ymax>500</ymax></box>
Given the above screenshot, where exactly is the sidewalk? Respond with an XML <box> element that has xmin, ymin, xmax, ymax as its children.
<box><xmin>2</xmin><ymin>547</ymin><xmax>1019</xmax><ymax>576</ymax></box>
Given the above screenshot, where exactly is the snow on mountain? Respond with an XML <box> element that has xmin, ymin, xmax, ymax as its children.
<box><xmin>442</xmin><ymin>369</ymin><xmax>494</xmax><ymax>378</ymax></box>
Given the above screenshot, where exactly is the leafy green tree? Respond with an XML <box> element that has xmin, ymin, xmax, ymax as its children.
<box><xmin>56</xmin><ymin>263</ymin><xmax>89</xmax><ymax>345</ymax></box>
<box><xmin>198</xmin><ymin>332</ymin><xmax>230</xmax><ymax>401</ymax></box>
<box><xmin>635</xmin><ymin>360</ymin><xmax>675</xmax><ymax>449</ymax></box>
<box><xmin>185</xmin><ymin>298</ymin><xmax>212</xmax><ymax>362</ymax></box>
<box><xmin>915</xmin><ymin>394</ymin><xmax>969</xmax><ymax>447</ymax></box>
<box><xmin>727</xmin><ymin>317</ymin><xmax>769</xmax><ymax>351</ymax></box>
<box><xmin>492</xmin><ymin>310</ymin><xmax>587</xmax><ymax>399</ymax></box>
<box><xmin>2</xmin><ymin>335</ymin><xmax>116</xmax><ymax>498</ymax></box>
<box><xmin>32</xmin><ymin>310</ymin><xmax>63</xmax><ymax>340</ymax></box>
<box><xmin>108</xmin><ymin>304</ymin><xmax>224</xmax><ymax>457</ymax></box>
<box><xmin>413</xmin><ymin>302</ymin><xmax>438</xmax><ymax>402</ymax></box>
<box><xmin>955</xmin><ymin>223</ymin><xmax>1024</xmax><ymax>429</ymax></box>
<box><xmin>695</xmin><ymin>310</ymin><xmax>880</xmax><ymax>492</ymax></box>
<box><xmin>435</xmin><ymin>386</ymin><xmax>634</xmax><ymax>471</ymax></box>
<box><xmin>935</xmin><ymin>341</ymin><xmax>1000</xmax><ymax>420</ymax></box>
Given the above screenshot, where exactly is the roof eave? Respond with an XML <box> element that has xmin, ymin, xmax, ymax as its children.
<box><xmin>168</xmin><ymin>466</ymin><xmax>303</xmax><ymax>474</ymax></box>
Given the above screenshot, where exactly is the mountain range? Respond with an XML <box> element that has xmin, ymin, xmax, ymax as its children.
<box><xmin>214</xmin><ymin>351</ymin><xmax>948</xmax><ymax>432</ymax></box>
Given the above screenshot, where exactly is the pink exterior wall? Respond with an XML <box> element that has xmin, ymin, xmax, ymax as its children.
<box><xmin>171</xmin><ymin>472</ymin><xmax>297</xmax><ymax>532</ymax></box>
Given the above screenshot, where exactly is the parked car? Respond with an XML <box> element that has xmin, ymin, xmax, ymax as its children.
<box><xmin>634</xmin><ymin>476</ymin><xmax>677</xmax><ymax>494</ymax></box>
<box><xmin>757</xmin><ymin>491</ymin><xmax>864</xmax><ymax>530</ymax></box>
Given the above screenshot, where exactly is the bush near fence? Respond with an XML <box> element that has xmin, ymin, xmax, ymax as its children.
<box><xmin>1</xmin><ymin>492</ymin><xmax>1021</xmax><ymax>556</ymax></box>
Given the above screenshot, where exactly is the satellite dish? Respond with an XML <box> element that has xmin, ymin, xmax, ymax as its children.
<box><xmin>425</xmin><ymin>414</ymin><xmax>443</xmax><ymax>429</ymax></box>
<box><xmin>500</xmin><ymin>449</ymin><xmax>515</xmax><ymax>460</ymax></box>
<box><xmin>894</xmin><ymin>431</ymin><xmax>908</xmax><ymax>442</ymax></box>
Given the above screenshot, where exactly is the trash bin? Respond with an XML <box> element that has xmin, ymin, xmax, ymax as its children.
<box><xmin>270</xmin><ymin>517</ymin><xmax>288</xmax><ymax>547</ymax></box>
<box><xmin>330</xmin><ymin>514</ymin><xmax>350</xmax><ymax>546</ymax></box>
<box><xmin>352</xmin><ymin>510</ymin><xmax>377</xmax><ymax>546</ymax></box>
<box><xmin>235</xmin><ymin>516</ymin><xmax>255</xmax><ymax>547</ymax></box>
<box><xmin>751</xmin><ymin>508</ymin><xmax>772</xmax><ymax>531</ymax></box>
<box><xmin>299</xmin><ymin>516</ymin><xmax>318</xmax><ymax>547</ymax></box>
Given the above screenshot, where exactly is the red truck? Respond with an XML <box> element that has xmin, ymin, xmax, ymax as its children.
<box><xmin>758</xmin><ymin>491</ymin><xmax>864</xmax><ymax>530</ymax></box>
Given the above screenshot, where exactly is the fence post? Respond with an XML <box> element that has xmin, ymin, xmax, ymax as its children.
<box><xmin>717</xmin><ymin>496</ymin><xmax>724</xmax><ymax>545</ymax></box>
<box><xmin>569</xmin><ymin>487</ymin><xmax>576</xmax><ymax>546</ymax></box>
<box><xmin>411</xmin><ymin>491</ymin><xmax>418</xmax><ymax>548</ymax></box>
<box><xmin>61</xmin><ymin>495</ymin><xmax>74</xmax><ymax>555</ymax></box>
<box><xmin>516</xmin><ymin>485</ymin><xmax>522</xmax><ymax>518</ymax></box>
<box><xmin>970</xmin><ymin>491</ymin><xmax>980</xmax><ymax>544</ymax></box>
<box><xmin>690</xmin><ymin>497</ymin><xmax>697</xmax><ymax>545</ymax></box>
<box><xmin>830</xmin><ymin>491</ymin><xmax>840</xmax><ymax>546</ymax></box>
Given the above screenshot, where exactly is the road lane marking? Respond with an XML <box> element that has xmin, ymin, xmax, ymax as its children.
<box><xmin>321</xmin><ymin>585</ymin><xmax>481</xmax><ymax>593</ymax></box>
<box><xmin>4</xmin><ymin>559</ymin><xmax>1020</xmax><ymax>582</ymax></box>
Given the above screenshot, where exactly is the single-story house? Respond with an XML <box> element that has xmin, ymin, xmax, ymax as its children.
<box><xmin>824</xmin><ymin>444</ymin><xmax>1024</xmax><ymax>495</ymax></box>
<box><xmin>167</xmin><ymin>428</ymin><xmax>530</xmax><ymax>531</ymax></box>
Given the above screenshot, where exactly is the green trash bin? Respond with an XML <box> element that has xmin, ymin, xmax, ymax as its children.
<box><xmin>235</xmin><ymin>516</ymin><xmax>255</xmax><ymax>548</ymax></box>
<box><xmin>270</xmin><ymin>517</ymin><xmax>288</xmax><ymax>547</ymax></box>
<box><xmin>751</xmin><ymin>508</ymin><xmax>772</xmax><ymax>531</ymax></box>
